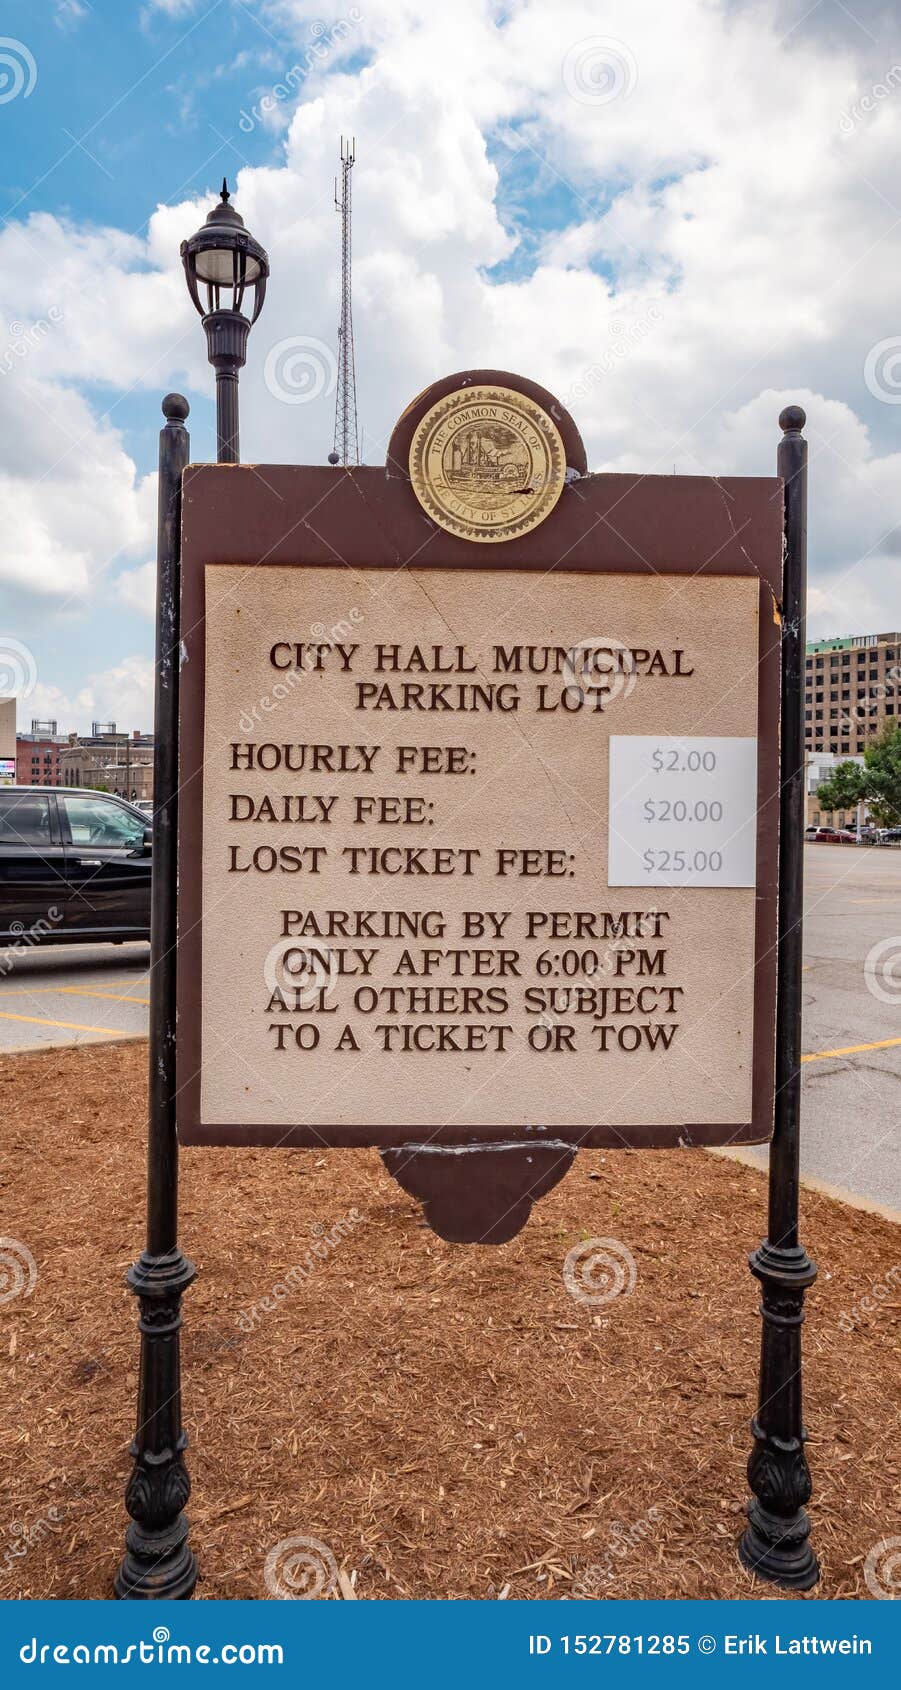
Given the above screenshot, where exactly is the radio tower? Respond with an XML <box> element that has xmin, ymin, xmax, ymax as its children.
<box><xmin>329</xmin><ymin>136</ymin><xmax>360</xmax><ymax>466</ymax></box>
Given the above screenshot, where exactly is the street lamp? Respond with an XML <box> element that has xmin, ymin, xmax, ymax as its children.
<box><xmin>181</xmin><ymin>179</ymin><xmax>269</xmax><ymax>464</ymax></box>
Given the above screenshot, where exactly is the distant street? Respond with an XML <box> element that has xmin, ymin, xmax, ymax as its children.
<box><xmin>741</xmin><ymin>843</ymin><xmax>901</xmax><ymax>1216</ymax></box>
<box><xmin>2</xmin><ymin>846</ymin><xmax>900</xmax><ymax>1210</ymax></box>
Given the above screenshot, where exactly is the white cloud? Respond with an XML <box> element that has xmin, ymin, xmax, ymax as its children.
<box><xmin>142</xmin><ymin>0</ymin><xmax>201</xmax><ymax>16</ymax></box>
<box><xmin>54</xmin><ymin>0</ymin><xmax>90</xmax><ymax>28</ymax></box>
<box><xmin>3</xmin><ymin>0</ymin><xmax>901</xmax><ymax>652</ymax></box>
<box><xmin>0</xmin><ymin>374</ymin><xmax>156</xmax><ymax>599</ymax></box>
<box><xmin>115</xmin><ymin>560</ymin><xmax>157</xmax><ymax>620</ymax></box>
<box><xmin>26</xmin><ymin>656</ymin><xmax>156</xmax><ymax>737</ymax></box>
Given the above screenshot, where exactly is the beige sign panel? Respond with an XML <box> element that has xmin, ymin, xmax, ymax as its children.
<box><xmin>187</xmin><ymin>563</ymin><xmax>769</xmax><ymax>1144</ymax></box>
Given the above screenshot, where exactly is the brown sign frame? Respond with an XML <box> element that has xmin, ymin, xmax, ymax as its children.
<box><xmin>176</xmin><ymin>383</ymin><xmax>782</xmax><ymax>1153</ymax></box>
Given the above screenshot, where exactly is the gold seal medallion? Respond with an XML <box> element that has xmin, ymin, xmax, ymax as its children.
<box><xmin>408</xmin><ymin>384</ymin><xmax>567</xmax><ymax>542</ymax></box>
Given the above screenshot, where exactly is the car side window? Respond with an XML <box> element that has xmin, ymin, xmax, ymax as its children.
<box><xmin>62</xmin><ymin>796</ymin><xmax>146</xmax><ymax>850</ymax></box>
<box><xmin>0</xmin><ymin>793</ymin><xmax>54</xmax><ymax>846</ymax></box>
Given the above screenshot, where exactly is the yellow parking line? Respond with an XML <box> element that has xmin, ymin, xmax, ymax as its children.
<box><xmin>0</xmin><ymin>986</ymin><xmax>149</xmax><ymax>1005</ymax></box>
<box><xmin>0</xmin><ymin>1010</ymin><xmax>130</xmax><ymax>1036</ymax></box>
<box><xmin>802</xmin><ymin>1036</ymin><xmax>901</xmax><ymax>1062</ymax></box>
<box><xmin>56</xmin><ymin>986</ymin><xmax>150</xmax><ymax>1005</ymax></box>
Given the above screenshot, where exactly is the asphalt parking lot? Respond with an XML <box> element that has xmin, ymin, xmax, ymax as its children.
<box><xmin>0</xmin><ymin>943</ymin><xmax>150</xmax><ymax>1050</ymax></box>
<box><xmin>1</xmin><ymin>845</ymin><xmax>899</xmax><ymax>1211</ymax></box>
<box><xmin>741</xmin><ymin>842</ymin><xmax>901</xmax><ymax>1216</ymax></box>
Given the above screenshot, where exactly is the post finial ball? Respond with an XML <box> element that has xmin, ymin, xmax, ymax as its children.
<box><xmin>779</xmin><ymin>404</ymin><xmax>806</xmax><ymax>434</ymax></box>
<box><xmin>162</xmin><ymin>392</ymin><xmax>190</xmax><ymax>422</ymax></box>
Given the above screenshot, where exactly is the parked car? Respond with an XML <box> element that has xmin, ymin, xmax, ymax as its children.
<box><xmin>878</xmin><ymin>826</ymin><xmax>901</xmax><ymax>844</ymax></box>
<box><xmin>0</xmin><ymin>786</ymin><xmax>151</xmax><ymax>946</ymax></box>
<box><xmin>134</xmin><ymin>799</ymin><xmax>154</xmax><ymax>816</ymax></box>
<box><xmin>805</xmin><ymin>826</ymin><xmax>859</xmax><ymax>843</ymax></box>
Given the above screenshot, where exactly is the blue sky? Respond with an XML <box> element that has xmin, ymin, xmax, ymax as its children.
<box><xmin>4</xmin><ymin>2</ymin><xmax>320</xmax><ymax>228</ymax></box>
<box><xmin>3</xmin><ymin>0</ymin><xmax>901</xmax><ymax>732</ymax></box>
<box><xmin>1</xmin><ymin>0</ymin><xmax>335</xmax><ymax>473</ymax></box>
<box><xmin>1</xmin><ymin>0</ymin><xmax>359</xmax><ymax>728</ymax></box>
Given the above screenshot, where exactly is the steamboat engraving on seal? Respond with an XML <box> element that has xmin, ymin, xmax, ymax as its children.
<box><xmin>408</xmin><ymin>383</ymin><xmax>567</xmax><ymax>542</ymax></box>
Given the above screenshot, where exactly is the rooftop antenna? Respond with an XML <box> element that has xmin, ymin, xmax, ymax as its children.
<box><xmin>328</xmin><ymin>136</ymin><xmax>360</xmax><ymax>466</ymax></box>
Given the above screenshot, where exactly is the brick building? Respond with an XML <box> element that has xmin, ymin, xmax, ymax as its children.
<box><xmin>58</xmin><ymin>724</ymin><xmax>154</xmax><ymax>802</ymax></box>
<box><xmin>16</xmin><ymin>720</ymin><xmax>67</xmax><ymax>786</ymax></box>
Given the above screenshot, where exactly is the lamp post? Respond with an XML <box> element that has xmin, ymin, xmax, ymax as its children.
<box><xmin>116</xmin><ymin>185</ymin><xmax>269</xmax><ymax>1601</ymax></box>
<box><xmin>181</xmin><ymin>179</ymin><xmax>269</xmax><ymax>463</ymax></box>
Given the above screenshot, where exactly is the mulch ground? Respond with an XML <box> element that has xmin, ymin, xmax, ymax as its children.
<box><xmin>1</xmin><ymin>1039</ymin><xmax>899</xmax><ymax>1602</ymax></box>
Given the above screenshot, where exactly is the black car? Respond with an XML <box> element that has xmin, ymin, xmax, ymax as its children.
<box><xmin>0</xmin><ymin>786</ymin><xmax>151</xmax><ymax>946</ymax></box>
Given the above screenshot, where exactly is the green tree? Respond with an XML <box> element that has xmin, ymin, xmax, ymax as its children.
<box><xmin>816</xmin><ymin>725</ymin><xmax>901</xmax><ymax>827</ymax></box>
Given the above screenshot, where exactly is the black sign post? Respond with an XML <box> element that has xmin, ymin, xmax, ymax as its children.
<box><xmin>739</xmin><ymin>407</ymin><xmax>819</xmax><ymax>1589</ymax></box>
<box><xmin>115</xmin><ymin>394</ymin><xmax>198</xmax><ymax>1601</ymax></box>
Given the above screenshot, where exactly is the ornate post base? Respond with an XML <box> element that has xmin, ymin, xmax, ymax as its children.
<box><xmin>115</xmin><ymin>1248</ymin><xmax>197</xmax><ymax>1600</ymax></box>
<box><xmin>739</xmin><ymin>1241</ymin><xmax>819</xmax><ymax>1590</ymax></box>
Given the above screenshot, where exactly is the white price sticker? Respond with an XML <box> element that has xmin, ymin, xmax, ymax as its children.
<box><xmin>607</xmin><ymin>736</ymin><xmax>758</xmax><ymax>887</ymax></box>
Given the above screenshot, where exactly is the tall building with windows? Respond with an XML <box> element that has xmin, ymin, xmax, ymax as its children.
<box><xmin>16</xmin><ymin>720</ymin><xmax>67</xmax><ymax>786</ymax></box>
<box><xmin>805</xmin><ymin>631</ymin><xmax>901</xmax><ymax>758</ymax></box>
